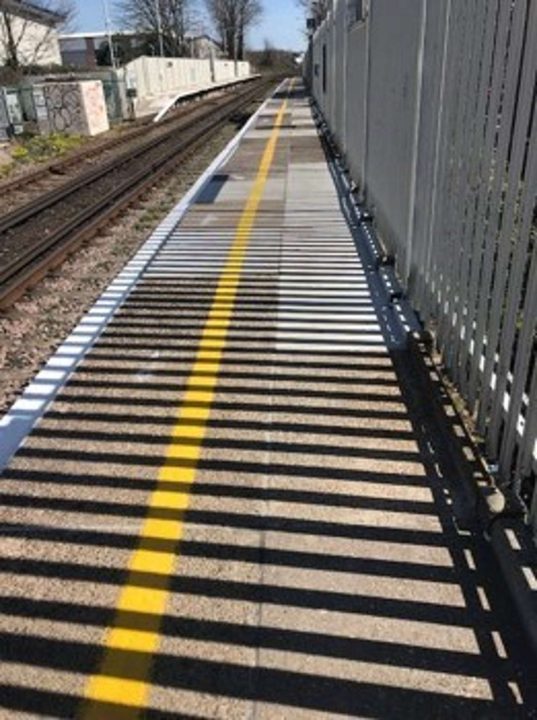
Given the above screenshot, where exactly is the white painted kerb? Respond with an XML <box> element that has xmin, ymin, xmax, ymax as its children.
<box><xmin>0</xmin><ymin>80</ymin><xmax>287</xmax><ymax>471</ymax></box>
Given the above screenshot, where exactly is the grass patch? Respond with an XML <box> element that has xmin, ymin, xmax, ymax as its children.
<box><xmin>0</xmin><ymin>161</ymin><xmax>15</xmax><ymax>178</ymax></box>
<box><xmin>2</xmin><ymin>132</ymin><xmax>88</xmax><ymax>176</ymax></box>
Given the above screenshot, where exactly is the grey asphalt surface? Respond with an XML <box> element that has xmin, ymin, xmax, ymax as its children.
<box><xmin>0</xmin><ymin>80</ymin><xmax>536</xmax><ymax>719</ymax></box>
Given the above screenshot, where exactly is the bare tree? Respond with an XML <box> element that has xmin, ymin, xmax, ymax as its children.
<box><xmin>296</xmin><ymin>0</ymin><xmax>329</xmax><ymax>28</ymax></box>
<box><xmin>259</xmin><ymin>37</ymin><xmax>274</xmax><ymax>67</ymax></box>
<box><xmin>205</xmin><ymin>0</ymin><xmax>262</xmax><ymax>60</ymax></box>
<box><xmin>0</xmin><ymin>0</ymin><xmax>74</xmax><ymax>68</ymax></box>
<box><xmin>115</xmin><ymin>0</ymin><xmax>194</xmax><ymax>57</ymax></box>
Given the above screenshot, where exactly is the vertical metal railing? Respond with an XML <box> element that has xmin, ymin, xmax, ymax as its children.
<box><xmin>306</xmin><ymin>0</ymin><xmax>537</xmax><ymax>531</ymax></box>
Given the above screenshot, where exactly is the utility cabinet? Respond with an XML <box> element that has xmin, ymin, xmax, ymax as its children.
<box><xmin>0</xmin><ymin>89</ymin><xmax>24</xmax><ymax>140</ymax></box>
<box><xmin>33</xmin><ymin>80</ymin><xmax>110</xmax><ymax>136</ymax></box>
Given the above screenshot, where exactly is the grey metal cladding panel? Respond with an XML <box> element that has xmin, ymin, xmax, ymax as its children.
<box><xmin>345</xmin><ymin>23</ymin><xmax>367</xmax><ymax>185</ymax></box>
<box><xmin>314</xmin><ymin>24</ymin><xmax>326</xmax><ymax>113</ymax></box>
<box><xmin>333</xmin><ymin>0</ymin><xmax>346</xmax><ymax>148</ymax></box>
<box><xmin>409</xmin><ymin>0</ymin><xmax>450</xmax><ymax>305</ymax></box>
<box><xmin>329</xmin><ymin>13</ymin><xmax>337</xmax><ymax>130</ymax></box>
<box><xmin>312</xmin><ymin>27</ymin><xmax>323</xmax><ymax>105</ymax></box>
<box><xmin>366</xmin><ymin>0</ymin><xmax>423</xmax><ymax>255</ymax></box>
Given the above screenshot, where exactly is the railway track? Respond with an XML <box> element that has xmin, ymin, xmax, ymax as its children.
<box><xmin>0</xmin><ymin>78</ymin><xmax>259</xmax><ymax>210</ymax></box>
<box><xmin>0</xmin><ymin>76</ymin><xmax>279</xmax><ymax>309</ymax></box>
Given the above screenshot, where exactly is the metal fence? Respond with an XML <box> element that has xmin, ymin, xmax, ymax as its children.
<box><xmin>306</xmin><ymin>0</ymin><xmax>537</xmax><ymax>531</ymax></box>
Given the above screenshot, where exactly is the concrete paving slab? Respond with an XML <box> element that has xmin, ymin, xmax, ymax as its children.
<box><xmin>0</xmin><ymin>79</ymin><xmax>535</xmax><ymax>720</ymax></box>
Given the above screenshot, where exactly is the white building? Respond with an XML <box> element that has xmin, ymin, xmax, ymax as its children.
<box><xmin>0</xmin><ymin>0</ymin><xmax>63</xmax><ymax>67</ymax></box>
<box><xmin>59</xmin><ymin>31</ymin><xmax>141</xmax><ymax>68</ymax></box>
<box><xmin>186</xmin><ymin>35</ymin><xmax>223</xmax><ymax>60</ymax></box>
<box><xmin>59</xmin><ymin>31</ymin><xmax>224</xmax><ymax>69</ymax></box>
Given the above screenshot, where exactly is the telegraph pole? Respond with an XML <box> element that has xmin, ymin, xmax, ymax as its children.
<box><xmin>155</xmin><ymin>0</ymin><xmax>165</xmax><ymax>56</ymax></box>
<box><xmin>102</xmin><ymin>0</ymin><xmax>117</xmax><ymax>68</ymax></box>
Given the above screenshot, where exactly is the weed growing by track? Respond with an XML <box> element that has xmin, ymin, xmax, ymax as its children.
<box><xmin>2</xmin><ymin>133</ymin><xmax>87</xmax><ymax>178</ymax></box>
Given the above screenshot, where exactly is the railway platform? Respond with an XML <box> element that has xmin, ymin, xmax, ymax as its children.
<box><xmin>0</xmin><ymin>79</ymin><xmax>536</xmax><ymax>718</ymax></box>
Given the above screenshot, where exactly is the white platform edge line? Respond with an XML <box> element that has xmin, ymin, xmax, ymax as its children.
<box><xmin>0</xmin><ymin>78</ymin><xmax>288</xmax><ymax>471</ymax></box>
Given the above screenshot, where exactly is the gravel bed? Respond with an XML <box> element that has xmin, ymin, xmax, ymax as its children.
<box><xmin>0</xmin><ymin>118</ymin><xmax>242</xmax><ymax>415</ymax></box>
<box><xmin>0</xmin><ymin>124</ymin><xmax>197</xmax><ymax>267</ymax></box>
<box><xmin>0</xmin><ymin>87</ymin><xmax>257</xmax><ymax>269</ymax></box>
<box><xmin>0</xmin><ymin>88</ymin><xmax>232</xmax><ymax>215</ymax></box>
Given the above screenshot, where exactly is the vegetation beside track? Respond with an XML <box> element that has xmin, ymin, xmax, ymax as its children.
<box><xmin>1</xmin><ymin>133</ymin><xmax>88</xmax><ymax>178</ymax></box>
<box><xmin>0</xmin><ymin>103</ymin><xmax>247</xmax><ymax>414</ymax></box>
<box><xmin>0</xmin><ymin>75</ymin><xmax>281</xmax><ymax>309</ymax></box>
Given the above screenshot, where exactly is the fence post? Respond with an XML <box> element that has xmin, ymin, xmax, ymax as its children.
<box><xmin>359</xmin><ymin>0</ymin><xmax>372</xmax><ymax>203</ymax></box>
<box><xmin>404</xmin><ymin>0</ymin><xmax>427</xmax><ymax>286</ymax></box>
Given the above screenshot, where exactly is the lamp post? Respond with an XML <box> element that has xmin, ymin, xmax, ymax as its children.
<box><xmin>101</xmin><ymin>0</ymin><xmax>118</xmax><ymax>68</ymax></box>
<box><xmin>155</xmin><ymin>0</ymin><xmax>165</xmax><ymax>57</ymax></box>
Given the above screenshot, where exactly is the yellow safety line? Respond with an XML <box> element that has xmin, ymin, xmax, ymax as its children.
<box><xmin>80</xmin><ymin>82</ymin><xmax>291</xmax><ymax>719</ymax></box>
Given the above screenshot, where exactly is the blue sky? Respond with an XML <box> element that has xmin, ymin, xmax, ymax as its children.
<box><xmin>72</xmin><ymin>0</ymin><xmax>306</xmax><ymax>51</ymax></box>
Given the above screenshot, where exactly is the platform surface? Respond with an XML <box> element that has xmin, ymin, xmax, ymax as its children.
<box><xmin>0</xmin><ymin>80</ymin><xmax>535</xmax><ymax>719</ymax></box>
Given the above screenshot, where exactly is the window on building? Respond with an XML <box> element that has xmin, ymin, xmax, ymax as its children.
<box><xmin>349</xmin><ymin>0</ymin><xmax>369</xmax><ymax>25</ymax></box>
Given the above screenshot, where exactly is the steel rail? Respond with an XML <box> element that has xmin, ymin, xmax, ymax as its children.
<box><xmin>0</xmin><ymin>76</ymin><xmax>279</xmax><ymax>309</ymax></box>
<box><xmin>0</xmin><ymin>77</ymin><xmax>259</xmax><ymax>201</ymax></box>
<box><xmin>0</xmin><ymin>80</ymin><xmax>264</xmax><ymax>236</ymax></box>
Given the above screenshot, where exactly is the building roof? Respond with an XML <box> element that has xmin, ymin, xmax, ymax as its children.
<box><xmin>0</xmin><ymin>0</ymin><xmax>65</xmax><ymax>26</ymax></box>
<box><xmin>59</xmin><ymin>30</ymin><xmax>223</xmax><ymax>52</ymax></box>
<box><xmin>60</xmin><ymin>31</ymin><xmax>221</xmax><ymax>44</ymax></box>
<box><xmin>59</xmin><ymin>31</ymin><xmax>139</xmax><ymax>41</ymax></box>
